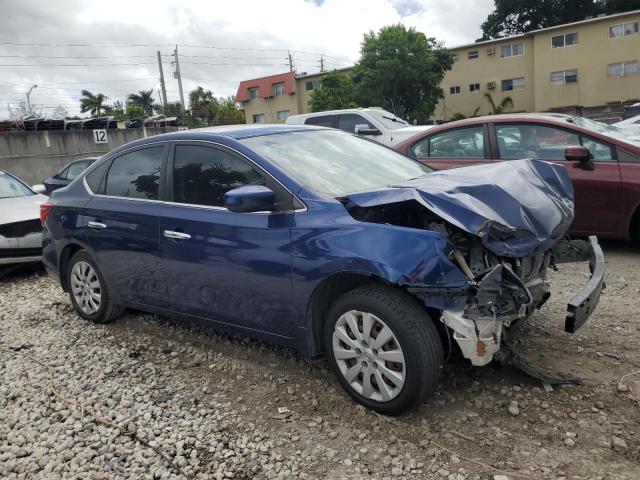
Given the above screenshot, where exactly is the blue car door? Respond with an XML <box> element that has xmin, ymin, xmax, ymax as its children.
<box><xmin>83</xmin><ymin>144</ymin><xmax>168</xmax><ymax>307</ymax></box>
<box><xmin>158</xmin><ymin>142</ymin><xmax>297</xmax><ymax>337</ymax></box>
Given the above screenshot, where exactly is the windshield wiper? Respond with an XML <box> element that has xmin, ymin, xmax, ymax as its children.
<box><xmin>382</xmin><ymin>115</ymin><xmax>408</xmax><ymax>125</ymax></box>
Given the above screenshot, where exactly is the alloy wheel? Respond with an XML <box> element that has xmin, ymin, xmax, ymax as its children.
<box><xmin>70</xmin><ymin>261</ymin><xmax>102</xmax><ymax>315</ymax></box>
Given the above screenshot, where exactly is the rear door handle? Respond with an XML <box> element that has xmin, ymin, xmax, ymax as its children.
<box><xmin>163</xmin><ymin>230</ymin><xmax>191</xmax><ymax>240</ymax></box>
<box><xmin>88</xmin><ymin>221</ymin><xmax>107</xmax><ymax>229</ymax></box>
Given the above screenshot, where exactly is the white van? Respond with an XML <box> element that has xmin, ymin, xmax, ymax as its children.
<box><xmin>286</xmin><ymin>108</ymin><xmax>433</xmax><ymax>147</ymax></box>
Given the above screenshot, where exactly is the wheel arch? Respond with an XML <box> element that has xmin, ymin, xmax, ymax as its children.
<box><xmin>628</xmin><ymin>201</ymin><xmax>640</xmax><ymax>240</ymax></box>
<box><xmin>59</xmin><ymin>242</ymin><xmax>85</xmax><ymax>292</ymax></box>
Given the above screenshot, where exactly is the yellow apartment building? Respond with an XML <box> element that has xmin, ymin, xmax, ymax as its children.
<box><xmin>436</xmin><ymin>10</ymin><xmax>640</xmax><ymax>121</ymax></box>
<box><xmin>236</xmin><ymin>11</ymin><xmax>640</xmax><ymax>124</ymax></box>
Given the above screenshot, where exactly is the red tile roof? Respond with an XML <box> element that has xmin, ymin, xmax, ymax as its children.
<box><xmin>235</xmin><ymin>71</ymin><xmax>296</xmax><ymax>102</ymax></box>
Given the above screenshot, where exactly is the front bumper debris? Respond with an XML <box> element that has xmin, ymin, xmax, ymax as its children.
<box><xmin>441</xmin><ymin>236</ymin><xmax>605</xmax><ymax>366</ymax></box>
<box><xmin>565</xmin><ymin>236</ymin><xmax>605</xmax><ymax>333</ymax></box>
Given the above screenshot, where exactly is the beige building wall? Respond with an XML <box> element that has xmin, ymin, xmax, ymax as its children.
<box><xmin>434</xmin><ymin>10</ymin><xmax>640</xmax><ymax>121</ymax></box>
<box><xmin>533</xmin><ymin>12</ymin><xmax>640</xmax><ymax>111</ymax></box>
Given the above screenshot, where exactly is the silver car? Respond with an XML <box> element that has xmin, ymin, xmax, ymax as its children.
<box><xmin>0</xmin><ymin>170</ymin><xmax>48</xmax><ymax>269</ymax></box>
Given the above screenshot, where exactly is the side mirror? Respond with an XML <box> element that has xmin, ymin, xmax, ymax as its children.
<box><xmin>565</xmin><ymin>146</ymin><xmax>594</xmax><ymax>171</ymax></box>
<box><xmin>354</xmin><ymin>124</ymin><xmax>382</xmax><ymax>136</ymax></box>
<box><xmin>31</xmin><ymin>184</ymin><xmax>47</xmax><ymax>194</ymax></box>
<box><xmin>224</xmin><ymin>185</ymin><xmax>275</xmax><ymax>213</ymax></box>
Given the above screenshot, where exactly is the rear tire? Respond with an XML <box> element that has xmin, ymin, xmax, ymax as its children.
<box><xmin>67</xmin><ymin>250</ymin><xmax>125</xmax><ymax>324</ymax></box>
<box><xmin>324</xmin><ymin>285</ymin><xmax>443</xmax><ymax>415</ymax></box>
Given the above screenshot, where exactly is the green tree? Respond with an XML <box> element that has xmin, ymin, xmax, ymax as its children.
<box><xmin>127</xmin><ymin>90</ymin><xmax>155</xmax><ymax>116</ymax></box>
<box><xmin>216</xmin><ymin>97</ymin><xmax>245</xmax><ymax>125</ymax></box>
<box><xmin>104</xmin><ymin>101</ymin><xmax>126</xmax><ymax>120</ymax></box>
<box><xmin>189</xmin><ymin>86</ymin><xmax>218</xmax><ymax>124</ymax></box>
<box><xmin>351</xmin><ymin>24</ymin><xmax>454</xmax><ymax>124</ymax></box>
<box><xmin>126</xmin><ymin>104</ymin><xmax>147</xmax><ymax>118</ymax></box>
<box><xmin>480</xmin><ymin>0</ymin><xmax>640</xmax><ymax>40</ymax></box>
<box><xmin>79</xmin><ymin>90</ymin><xmax>108</xmax><ymax>116</ymax></box>
<box><xmin>309</xmin><ymin>70</ymin><xmax>358</xmax><ymax>112</ymax></box>
<box><xmin>483</xmin><ymin>92</ymin><xmax>513</xmax><ymax>114</ymax></box>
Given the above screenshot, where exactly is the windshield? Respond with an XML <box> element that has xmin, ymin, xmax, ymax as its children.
<box><xmin>570</xmin><ymin>116</ymin><xmax>640</xmax><ymax>146</ymax></box>
<box><xmin>242</xmin><ymin>130</ymin><xmax>432</xmax><ymax>197</ymax></box>
<box><xmin>366</xmin><ymin>109</ymin><xmax>409</xmax><ymax>130</ymax></box>
<box><xmin>0</xmin><ymin>172</ymin><xmax>34</xmax><ymax>199</ymax></box>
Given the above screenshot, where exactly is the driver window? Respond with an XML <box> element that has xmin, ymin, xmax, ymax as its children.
<box><xmin>496</xmin><ymin>124</ymin><xmax>579</xmax><ymax>160</ymax></box>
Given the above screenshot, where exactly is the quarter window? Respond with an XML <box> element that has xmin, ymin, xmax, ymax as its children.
<box><xmin>104</xmin><ymin>147</ymin><xmax>163</xmax><ymax>200</ymax></box>
<box><xmin>172</xmin><ymin>145</ymin><xmax>264</xmax><ymax>208</ymax></box>
<box><xmin>551</xmin><ymin>33</ymin><xmax>578</xmax><ymax>48</ymax></box>
<box><xmin>450</xmin><ymin>86</ymin><xmax>461</xmax><ymax>94</ymax></box>
<box><xmin>551</xmin><ymin>69</ymin><xmax>578</xmax><ymax>84</ymax></box>
<box><xmin>412</xmin><ymin>126</ymin><xmax>485</xmax><ymax>159</ymax></box>
<box><xmin>501</xmin><ymin>42</ymin><xmax>524</xmax><ymax>58</ymax></box>
<box><xmin>468</xmin><ymin>50</ymin><xmax>479</xmax><ymax>59</ymax></box>
<box><xmin>610</xmin><ymin>21</ymin><xmax>638</xmax><ymax>38</ymax></box>
<box><xmin>608</xmin><ymin>61</ymin><xmax>639</xmax><ymax>77</ymax></box>
<box><xmin>502</xmin><ymin>77</ymin><xmax>525</xmax><ymax>91</ymax></box>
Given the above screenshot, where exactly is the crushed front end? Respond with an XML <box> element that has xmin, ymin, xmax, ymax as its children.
<box><xmin>344</xmin><ymin>159</ymin><xmax>606</xmax><ymax>368</ymax></box>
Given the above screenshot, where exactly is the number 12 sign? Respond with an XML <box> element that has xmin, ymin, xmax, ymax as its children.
<box><xmin>93</xmin><ymin>129</ymin><xmax>108</xmax><ymax>144</ymax></box>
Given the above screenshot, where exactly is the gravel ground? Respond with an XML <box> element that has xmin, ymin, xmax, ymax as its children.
<box><xmin>1</xmin><ymin>241</ymin><xmax>639</xmax><ymax>480</ymax></box>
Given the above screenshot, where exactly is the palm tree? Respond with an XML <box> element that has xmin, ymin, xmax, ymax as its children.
<box><xmin>79</xmin><ymin>90</ymin><xmax>108</xmax><ymax>116</ymax></box>
<box><xmin>189</xmin><ymin>86</ymin><xmax>218</xmax><ymax>123</ymax></box>
<box><xmin>127</xmin><ymin>90</ymin><xmax>155</xmax><ymax>116</ymax></box>
<box><xmin>483</xmin><ymin>92</ymin><xmax>513</xmax><ymax>115</ymax></box>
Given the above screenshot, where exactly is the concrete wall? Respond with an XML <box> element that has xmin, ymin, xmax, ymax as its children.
<box><xmin>0</xmin><ymin>127</ymin><xmax>177</xmax><ymax>185</ymax></box>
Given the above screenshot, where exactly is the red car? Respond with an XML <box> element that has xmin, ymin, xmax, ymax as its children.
<box><xmin>396</xmin><ymin>114</ymin><xmax>640</xmax><ymax>240</ymax></box>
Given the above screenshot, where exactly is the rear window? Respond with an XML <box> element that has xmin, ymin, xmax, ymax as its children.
<box><xmin>304</xmin><ymin>115</ymin><xmax>334</xmax><ymax>127</ymax></box>
<box><xmin>104</xmin><ymin>147</ymin><xmax>163</xmax><ymax>200</ymax></box>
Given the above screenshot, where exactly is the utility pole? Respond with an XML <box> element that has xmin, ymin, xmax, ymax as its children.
<box><xmin>157</xmin><ymin>51</ymin><xmax>168</xmax><ymax>109</ymax></box>
<box><xmin>157</xmin><ymin>89</ymin><xmax>165</xmax><ymax>115</ymax></box>
<box><xmin>26</xmin><ymin>84</ymin><xmax>37</xmax><ymax>115</ymax></box>
<box><xmin>287</xmin><ymin>51</ymin><xmax>294</xmax><ymax>73</ymax></box>
<box><xmin>320</xmin><ymin>55</ymin><xmax>325</xmax><ymax>73</ymax></box>
<box><xmin>172</xmin><ymin>45</ymin><xmax>185</xmax><ymax>111</ymax></box>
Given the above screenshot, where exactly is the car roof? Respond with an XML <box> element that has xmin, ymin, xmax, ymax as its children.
<box><xmin>176</xmin><ymin>123</ymin><xmax>323</xmax><ymax>139</ymax></box>
<box><xmin>436</xmin><ymin>113</ymin><xmax>576</xmax><ymax>128</ymax></box>
<box><xmin>288</xmin><ymin>108</ymin><xmax>389</xmax><ymax>118</ymax></box>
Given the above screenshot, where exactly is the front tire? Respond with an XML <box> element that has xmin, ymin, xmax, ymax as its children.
<box><xmin>324</xmin><ymin>285</ymin><xmax>443</xmax><ymax>415</ymax></box>
<box><xmin>67</xmin><ymin>250</ymin><xmax>125</xmax><ymax>324</ymax></box>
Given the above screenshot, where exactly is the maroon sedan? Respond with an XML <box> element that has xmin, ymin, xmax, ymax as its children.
<box><xmin>396</xmin><ymin>114</ymin><xmax>640</xmax><ymax>240</ymax></box>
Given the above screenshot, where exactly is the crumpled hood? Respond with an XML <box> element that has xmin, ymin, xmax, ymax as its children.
<box><xmin>345</xmin><ymin>159</ymin><xmax>574</xmax><ymax>257</ymax></box>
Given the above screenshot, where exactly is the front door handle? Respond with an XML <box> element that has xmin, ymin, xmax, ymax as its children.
<box><xmin>164</xmin><ymin>230</ymin><xmax>191</xmax><ymax>240</ymax></box>
<box><xmin>88</xmin><ymin>221</ymin><xmax>107</xmax><ymax>229</ymax></box>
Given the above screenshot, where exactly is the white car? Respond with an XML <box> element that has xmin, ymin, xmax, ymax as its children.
<box><xmin>286</xmin><ymin>108</ymin><xmax>433</xmax><ymax>147</ymax></box>
<box><xmin>614</xmin><ymin>113</ymin><xmax>640</xmax><ymax>134</ymax></box>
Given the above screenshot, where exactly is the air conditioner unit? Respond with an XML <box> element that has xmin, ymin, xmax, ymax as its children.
<box><xmin>486</xmin><ymin>47</ymin><xmax>496</xmax><ymax>56</ymax></box>
<box><xmin>487</xmin><ymin>81</ymin><xmax>496</xmax><ymax>89</ymax></box>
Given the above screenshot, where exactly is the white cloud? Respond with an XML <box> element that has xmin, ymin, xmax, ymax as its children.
<box><xmin>0</xmin><ymin>0</ymin><xmax>493</xmax><ymax>118</ymax></box>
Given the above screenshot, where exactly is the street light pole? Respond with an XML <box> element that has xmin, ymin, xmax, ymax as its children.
<box><xmin>26</xmin><ymin>84</ymin><xmax>37</xmax><ymax>115</ymax></box>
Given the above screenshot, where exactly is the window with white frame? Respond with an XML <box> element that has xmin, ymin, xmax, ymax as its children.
<box><xmin>252</xmin><ymin>113</ymin><xmax>265</xmax><ymax>123</ymax></box>
<box><xmin>551</xmin><ymin>69</ymin><xmax>578</xmax><ymax>84</ymax></box>
<box><xmin>501</xmin><ymin>77</ymin><xmax>525</xmax><ymax>91</ymax></box>
<box><xmin>501</xmin><ymin>42</ymin><xmax>524</xmax><ymax>58</ymax></box>
<box><xmin>468</xmin><ymin>50</ymin><xmax>479</xmax><ymax>59</ymax></box>
<box><xmin>248</xmin><ymin>87</ymin><xmax>259</xmax><ymax>100</ymax></box>
<box><xmin>551</xmin><ymin>32</ymin><xmax>578</xmax><ymax>48</ymax></box>
<box><xmin>450</xmin><ymin>86</ymin><xmax>461</xmax><ymax>94</ymax></box>
<box><xmin>608</xmin><ymin>61</ymin><xmax>639</xmax><ymax>77</ymax></box>
<box><xmin>276</xmin><ymin>110</ymin><xmax>289</xmax><ymax>121</ymax></box>
<box><xmin>469</xmin><ymin>83</ymin><xmax>480</xmax><ymax>92</ymax></box>
<box><xmin>273</xmin><ymin>83</ymin><xmax>284</xmax><ymax>96</ymax></box>
<box><xmin>609</xmin><ymin>21</ymin><xmax>639</xmax><ymax>38</ymax></box>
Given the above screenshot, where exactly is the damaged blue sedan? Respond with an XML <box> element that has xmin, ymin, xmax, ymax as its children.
<box><xmin>41</xmin><ymin>125</ymin><xmax>605</xmax><ymax>415</ymax></box>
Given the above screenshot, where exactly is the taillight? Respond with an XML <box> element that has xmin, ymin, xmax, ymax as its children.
<box><xmin>40</xmin><ymin>202</ymin><xmax>53</xmax><ymax>225</ymax></box>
